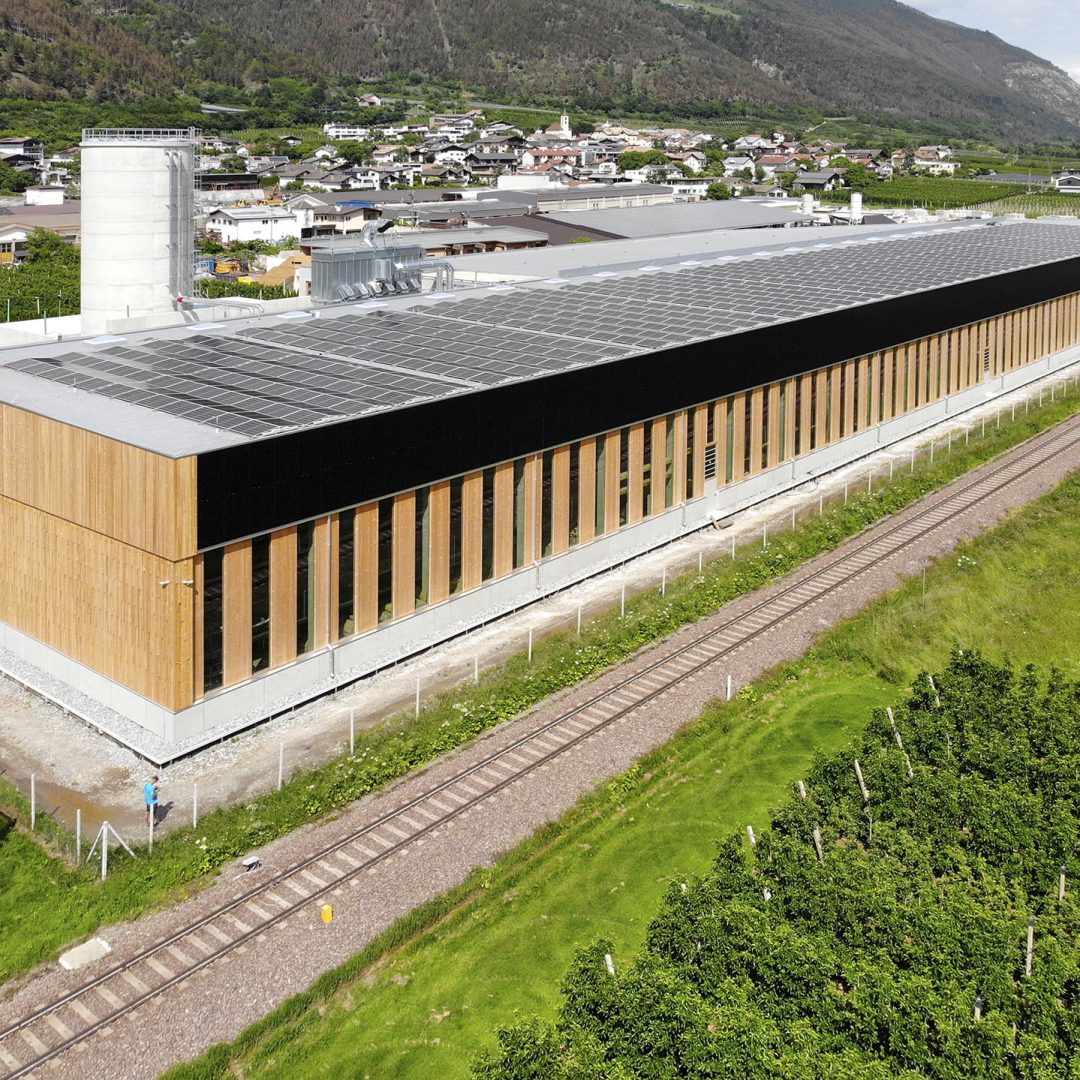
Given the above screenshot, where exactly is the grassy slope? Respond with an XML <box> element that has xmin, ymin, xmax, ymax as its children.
<box><xmin>163</xmin><ymin>446</ymin><xmax>1080</xmax><ymax>1079</ymax></box>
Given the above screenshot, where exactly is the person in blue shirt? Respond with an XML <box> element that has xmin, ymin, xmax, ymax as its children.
<box><xmin>144</xmin><ymin>776</ymin><xmax>159</xmax><ymax>826</ymax></box>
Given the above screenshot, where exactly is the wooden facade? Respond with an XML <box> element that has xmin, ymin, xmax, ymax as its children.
<box><xmin>0</xmin><ymin>291</ymin><xmax>1078</xmax><ymax>715</ymax></box>
<box><xmin>0</xmin><ymin>408</ymin><xmax>197</xmax><ymax>710</ymax></box>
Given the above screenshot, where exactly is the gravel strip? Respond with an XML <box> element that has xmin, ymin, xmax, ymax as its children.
<box><xmin>4</xmin><ymin>407</ymin><xmax>1080</xmax><ymax>1080</ymax></box>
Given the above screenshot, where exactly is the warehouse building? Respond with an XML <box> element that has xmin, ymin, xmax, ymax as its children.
<box><xmin>0</xmin><ymin>219</ymin><xmax>1078</xmax><ymax>755</ymax></box>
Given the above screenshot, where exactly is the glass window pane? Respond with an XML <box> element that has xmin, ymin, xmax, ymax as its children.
<box><xmin>378</xmin><ymin>497</ymin><xmax>394</xmax><ymax>622</ymax></box>
<box><xmin>252</xmin><ymin>534</ymin><xmax>271</xmax><ymax>671</ymax></box>
<box><xmin>481</xmin><ymin>468</ymin><xmax>495</xmax><ymax>582</ymax></box>
<box><xmin>449</xmin><ymin>478</ymin><xmax>464</xmax><ymax>594</ymax></box>
<box><xmin>202</xmin><ymin>547</ymin><xmax>224</xmax><ymax>693</ymax></box>
<box><xmin>619</xmin><ymin>428</ymin><xmax>629</xmax><ymax>527</ymax></box>
<box><xmin>568</xmin><ymin>442</ymin><xmax>581</xmax><ymax>546</ymax></box>
<box><xmin>643</xmin><ymin>422</ymin><xmax>653</xmax><ymax>518</ymax></box>
<box><xmin>415</xmin><ymin>487</ymin><xmax>430</xmax><ymax>608</ymax></box>
<box><xmin>337</xmin><ymin>509</ymin><xmax>355</xmax><ymax>638</ymax></box>
<box><xmin>725</xmin><ymin>400</ymin><xmax>734</xmax><ymax>483</ymax></box>
<box><xmin>296</xmin><ymin>521</ymin><xmax>315</xmax><ymax>655</ymax></box>
<box><xmin>513</xmin><ymin>458</ymin><xmax>526</xmax><ymax>569</ymax></box>
<box><xmin>541</xmin><ymin>450</ymin><xmax>554</xmax><ymax>558</ymax></box>
<box><xmin>595</xmin><ymin>437</ymin><xmax>607</xmax><ymax>533</ymax></box>
<box><xmin>665</xmin><ymin>415</ymin><xmax>675</xmax><ymax>507</ymax></box>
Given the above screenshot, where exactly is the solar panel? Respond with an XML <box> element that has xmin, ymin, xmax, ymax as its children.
<box><xmin>6</xmin><ymin>222</ymin><xmax>1078</xmax><ymax>439</ymax></box>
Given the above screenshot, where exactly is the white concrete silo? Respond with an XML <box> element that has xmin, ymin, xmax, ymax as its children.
<box><xmin>79</xmin><ymin>128</ymin><xmax>198</xmax><ymax>335</ymax></box>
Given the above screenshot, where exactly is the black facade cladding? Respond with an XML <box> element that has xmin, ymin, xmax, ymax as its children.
<box><xmin>197</xmin><ymin>256</ymin><xmax>1080</xmax><ymax>549</ymax></box>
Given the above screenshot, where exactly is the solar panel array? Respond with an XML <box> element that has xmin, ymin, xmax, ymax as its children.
<box><xmin>4</xmin><ymin>221</ymin><xmax>1078</xmax><ymax>441</ymax></box>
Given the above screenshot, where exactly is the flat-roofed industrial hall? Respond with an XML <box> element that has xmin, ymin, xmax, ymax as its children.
<box><xmin>0</xmin><ymin>219</ymin><xmax>1078</xmax><ymax>755</ymax></box>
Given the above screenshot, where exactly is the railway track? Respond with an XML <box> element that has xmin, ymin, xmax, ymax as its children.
<box><xmin>4</xmin><ymin>411</ymin><xmax>1080</xmax><ymax>1078</ymax></box>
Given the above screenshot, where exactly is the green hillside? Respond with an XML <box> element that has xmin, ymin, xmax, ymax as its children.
<box><xmin>1</xmin><ymin>0</ymin><xmax>1080</xmax><ymax>142</ymax></box>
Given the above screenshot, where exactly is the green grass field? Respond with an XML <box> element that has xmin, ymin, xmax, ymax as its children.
<box><xmin>164</xmin><ymin>451</ymin><xmax>1080</xmax><ymax>1080</ymax></box>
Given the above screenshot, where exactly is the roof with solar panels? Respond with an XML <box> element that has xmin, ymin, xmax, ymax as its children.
<box><xmin>0</xmin><ymin>218</ymin><xmax>1077</xmax><ymax>458</ymax></box>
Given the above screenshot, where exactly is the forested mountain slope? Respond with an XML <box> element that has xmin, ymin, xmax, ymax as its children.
<box><xmin>167</xmin><ymin>0</ymin><xmax>1080</xmax><ymax>138</ymax></box>
<box><xmin>2</xmin><ymin>0</ymin><xmax>1080</xmax><ymax>141</ymax></box>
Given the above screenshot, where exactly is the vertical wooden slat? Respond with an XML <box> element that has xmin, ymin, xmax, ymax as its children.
<box><xmin>692</xmin><ymin>404</ymin><xmax>708</xmax><ymax>492</ymax></box>
<box><xmin>355</xmin><ymin>503</ymin><xmax>379</xmax><ymax>632</ymax></box>
<box><xmin>627</xmin><ymin>423</ymin><xmax>645</xmax><ymax>522</ymax></box>
<box><xmin>461</xmin><ymin>471</ymin><xmax>483</xmax><ymax>591</ymax></box>
<box><xmin>730</xmin><ymin>393</ymin><xmax>746</xmax><ymax>480</ymax></box>
<box><xmin>223</xmin><ymin>540</ymin><xmax>252</xmax><ymax>685</ymax></box>
<box><xmin>927</xmin><ymin>336</ymin><xmax>940</xmax><ymax>401</ymax></box>
<box><xmin>494</xmin><ymin>461</ymin><xmax>514</xmax><ymax>576</ymax></box>
<box><xmin>798</xmin><ymin>374</ymin><xmax>813</xmax><ymax>453</ymax></box>
<box><xmin>813</xmin><ymin>370</ymin><xmax>827</xmax><ymax>444</ymax></box>
<box><xmin>672</xmin><ymin>413</ymin><xmax>688</xmax><ymax>501</ymax></box>
<box><xmin>602</xmin><ymin>431</ymin><xmax>619</xmax><ymax>531</ymax></box>
<box><xmin>766</xmin><ymin>384</ymin><xmax>782</xmax><ymax>467</ymax></box>
<box><xmin>651</xmin><ymin>416</ymin><xmax>668</xmax><ymax>505</ymax></box>
<box><xmin>881</xmin><ymin>350</ymin><xmax>895</xmax><ymax>419</ymax></box>
<box><xmin>855</xmin><ymin>359</ymin><xmax>869</xmax><ymax>431</ymax></box>
<box><xmin>868</xmin><ymin>354</ymin><xmax>881</xmax><ymax>425</ymax></box>
<box><xmin>392</xmin><ymin>492</ymin><xmax>416</xmax><ymax>617</ymax></box>
<box><xmin>429</xmin><ymin>480</ymin><xmax>451</xmax><ymax>604</ymax></box>
<box><xmin>523</xmin><ymin>455</ymin><xmax>538</xmax><ymax>564</ymax></box>
<box><xmin>578</xmin><ymin>438</ymin><xmax>596</xmax><ymax>543</ymax></box>
<box><xmin>578</xmin><ymin>436</ymin><xmax>596</xmax><ymax>544</ymax></box>
<box><xmin>711</xmin><ymin>405</ymin><xmax>728</xmax><ymax>487</ymax></box>
<box><xmin>269</xmin><ymin>526</ymin><xmax>297</xmax><ymax>669</ymax></box>
<box><xmin>829</xmin><ymin>363</ymin><xmax>843</xmax><ymax>437</ymax></box>
<box><xmin>841</xmin><ymin>361</ymin><xmax>855</xmax><ymax>437</ymax></box>
<box><xmin>748</xmin><ymin>388</ymin><xmax>764</xmax><ymax>474</ymax></box>
<box><xmin>552</xmin><ymin>444</ymin><xmax>571</xmax><ymax>551</ymax></box>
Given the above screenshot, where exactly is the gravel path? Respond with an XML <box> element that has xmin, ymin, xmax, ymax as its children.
<box><xmin>3</xmin><ymin>392</ymin><xmax>1080</xmax><ymax>1080</ymax></box>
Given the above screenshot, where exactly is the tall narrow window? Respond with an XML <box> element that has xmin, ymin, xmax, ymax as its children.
<box><xmin>481</xmin><ymin>468</ymin><xmax>495</xmax><ymax>581</ymax></box>
<box><xmin>760</xmin><ymin>391</ymin><xmax>770</xmax><ymax>470</ymax></box>
<box><xmin>665</xmin><ymin>415</ymin><xmax>675</xmax><ymax>506</ymax></box>
<box><xmin>825</xmin><ymin>368</ymin><xmax>834</xmax><ymax>440</ymax></box>
<box><xmin>252</xmin><ymin>534</ymin><xmax>271</xmax><ymax>670</ymax></box>
<box><xmin>743</xmin><ymin>399</ymin><xmax>752</xmax><ymax>474</ymax></box>
<box><xmin>778</xmin><ymin>382</ymin><xmax>788</xmax><ymax>454</ymax></box>
<box><xmin>541</xmin><ymin>449</ymin><xmax>554</xmax><ymax>558</ymax></box>
<box><xmin>513</xmin><ymin>458</ymin><xmax>527</xmax><ymax>568</ymax></box>
<box><xmin>725</xmin><ymin>400</ymin><xmax>735</xmax><ymax>483</ymax></box>
<box><xmin>296</xmin><ymin>521</ymin><xmax>315</xmax><ymax>655</ymax></box>
<box><xmin>595</xmin><ymin>437</ymin><xmax>607</xmax><ymax>533</ymax></box>
<box><xmin>685</xmin><ymin>412</ymin><xmax>696</xmax><ymax>498</ymax></box>
<box><xmin>642</xmin><ymin>423</ymin><xmax>653</xmax><ymax>517</ymax></box>
<box><xmin>202</xmin><ymin>547</ymin><xmax>224</xmax><ymax>693</ymax></box>
<box><xmin>810</xmin><ymin>377</ymin><xmax>819</xmax><ymax>449</ymax></box>
<box><xmin>415</xmin><ymin>486</ymin><xmax>430</xmax><ymax>608</ymax></box>
<box><xmin>568</xmin><ymin>442</ymin><xmax>581</xmax><ymax>546</ymax></box>
<box><xmin>619</xmin><ymin>428</ymin><xmax>630</xmax><ymax>527</ymax></box>
<box><xmin>838</xmin><ymin>365</ymin><xmax>847</xmax><ymax>437</ymax></box>
<box><xmin>449</xmin><ymin>477</ymin><xmax>464</xmax><ymax>594</ymax></box>
<box><xmin>337</xmin><ymin>509</ymin><xmax>355</xmax><ymax>638</ymax></box>
<box><xmin>378</xmin><ymin>497</ymin><xmax>394</xmax><ymax>621</ymax></box>
<box><xmin>706</xmin><ymin>401</ymin><xmax>715</xmax><ymax>443</ymax></box>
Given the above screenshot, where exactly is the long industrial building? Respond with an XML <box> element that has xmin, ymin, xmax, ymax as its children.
<box><xmin>0</xmin><ymin>218</ymin><xmax>1078</xmax><ymax>755</ymax></box>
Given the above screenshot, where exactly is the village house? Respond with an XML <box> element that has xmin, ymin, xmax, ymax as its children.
<box><xmin>1051</xmin><ymin>169</ymin><xmax>1080</xmax><ymax>193</ymax></box>
<box><xmin>205</xmin><ymin>205</ymin><xmax>298</xmax><ymax>244</ymax></box>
